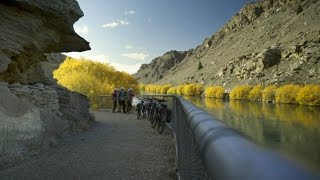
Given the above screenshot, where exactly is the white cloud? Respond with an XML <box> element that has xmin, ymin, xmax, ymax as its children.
<box><xmin>63</xmin><ymin>52</ymin><xmax>110</xmax><ymax>63</ymax></box>
<box><xmin>122</xmin><ymin>52</ymin><xmax>149</xmax><ymax>61</ymax></box>
<box><xmin>125</xmin><ymin>10</ymin><xmax>136</xmax><ymax>15</ymax></box>
<box><xmin>125</xmin><ymin>45</ymin><xmax>133</xmax><ymax>49</ymax></box>
<box><xmin>110</xmin><ymin>62</ymin><xmax>142</xmax><ymax>74</ymax></box>
<box><xmin>74</xmin><ymin>24</ymin><xmax>89</xmax><ymax>34</ymax></box>
<box><xmin>102</xmin><ymin>20</ymin><xmax>130</xmax><ymax>28</ymax></box>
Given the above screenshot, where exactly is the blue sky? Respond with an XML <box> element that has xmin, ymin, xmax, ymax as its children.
<box><xmin>67</xmin><ymin>0</ymin><xmax>255</xmax><ymax>74</ymax></box>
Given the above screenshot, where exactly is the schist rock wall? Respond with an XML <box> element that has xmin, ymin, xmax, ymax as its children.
<box><xmin>0</xmin><ymin>0</ymin><xmax>94</xmax><ymax>167</ymax></box>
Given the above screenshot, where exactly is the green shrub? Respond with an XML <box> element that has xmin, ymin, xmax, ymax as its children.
<box><xmin>198</xmin><ymin>61</ymin><xmax>203</xmax><ymax>70</ymax></box>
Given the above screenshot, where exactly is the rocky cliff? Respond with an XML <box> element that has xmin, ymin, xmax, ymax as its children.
<box><xmin>135</xmin><ymin>50</ymin><xmax>188</xmax><ymax>83</ymax></box>
<box><xmin>0</xmin><ymin>0</ymin><xmax>93</xmax><ymax>167</ymax></box>
<box><xmin>134</xmin><ymin>0</ymin><xmax>320</xmax><ymax>89</ymax></box>
<box><xmin>0</xmin><ymin>0</ymin><xmax>90</xmax><ymax>83</ymax></box>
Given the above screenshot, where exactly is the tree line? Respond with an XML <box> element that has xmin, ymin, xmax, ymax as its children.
<box><xmin>53</xmin><ymin>57</ymin><xmax>139</xmax><ymax>109</ymax></box>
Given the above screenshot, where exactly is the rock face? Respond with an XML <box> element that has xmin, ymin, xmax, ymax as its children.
<box><xmin>134</xmin><ymin>0</ymin><xmax>320</xmax><ymax>88</ymax></box>
<box><xmin>0</xmin><ymin>0</ymin><xmax>93</xmax><ymax>167</ymax></box>
<box><xmin>135</xmin><ymin>50</ymin><xmax>188</xmax><ymax>83</ymax></box>
<box><xmin>0</xmin><ymin>0</ymin><xmax>90</xmax><ymax>83</ymax></box>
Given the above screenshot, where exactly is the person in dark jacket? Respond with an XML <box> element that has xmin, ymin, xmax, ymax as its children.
<box><xmin>118</xmin><ymin>87</ymin><xmax>125</xmax><ymax>113</ymax></box>
<box><xmin>112</xmin><ymin>88</ymin><xmax>118</xmax><ymax>112</ymax></box>
<box><xmin>126</xmin><ymin>88</ymin><xmax>135</xmax><ymax>113</ymax></box>
<box><xmin>122</xmin><ymin>90</ymin><xmax>128</xmax><ymax>113</ymax></box>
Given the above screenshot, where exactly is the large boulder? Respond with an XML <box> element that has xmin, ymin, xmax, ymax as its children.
<box><xmin>256</xmin><ymin>48</ymin><xmax>282</xmax><ymax>69</ymax></box>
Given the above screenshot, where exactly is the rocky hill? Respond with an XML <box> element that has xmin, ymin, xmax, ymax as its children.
<box><xmin>136</xmin><ymin>50</ymin><xmax>188</xmax><ymax>83</ymax></box>
<box><xmin>0</xmin><ymin>0</ymin><xmax>93</xmax><ymax>167</ymax></box>
<box><xmin>134</xmin><ymin>0</ymin><xmax>320</xmax><ymax>90</ymax></box>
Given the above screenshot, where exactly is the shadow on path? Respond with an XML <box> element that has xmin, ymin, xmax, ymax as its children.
<box><xmin>0</xmin><ymin>111</ymin><xmax>176</xmax><ymax>180</ymax></box>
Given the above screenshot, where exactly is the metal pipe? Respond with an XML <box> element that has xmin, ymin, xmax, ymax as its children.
<box><xmin>177</xmin><ymin>97</ymin><xmax>319</xmax><ymax>180</ymax></box>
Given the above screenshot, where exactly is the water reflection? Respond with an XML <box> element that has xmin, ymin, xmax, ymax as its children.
<box><xmin>186</xmin><ymin>97</ymin><xmax>320</xmax><ymax>171</ymax></box>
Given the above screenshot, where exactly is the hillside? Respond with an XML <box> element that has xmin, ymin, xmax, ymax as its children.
<box><xmin>134</xmin><ymin>0</ymin><xmax>320</xmax><ymax>90</ymax></box>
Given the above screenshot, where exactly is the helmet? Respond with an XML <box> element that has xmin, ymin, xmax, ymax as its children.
<box><xmin>120</xmin><ymin>87</ymin><xmax>124</xmax><ymax>90</ymax></box>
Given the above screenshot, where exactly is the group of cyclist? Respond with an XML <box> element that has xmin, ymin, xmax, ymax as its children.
<box><xmin>112</xmin><ymin>87</ymin><xmax>135</xmax><ymax>113</ymax></box>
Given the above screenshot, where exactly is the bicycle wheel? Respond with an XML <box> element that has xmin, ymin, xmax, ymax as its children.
<box><xmin>137</xmin><ymin>104</ymin><xmax>141</xmax><ymax>119</ymax></box>
<box><xmin>158</xmin><ymin>110</ymin><xmax>167</xmax><ymax>134</ymax></box>
<box><xmin>148</xmin><ymin>108</ymin><xmax>154</xmax><ymax>121</ymax></box>
<box><xmin>151</xmin><ymin>111</ymin><xmax>158</xmax><ymax>128</ymax></box>
<box><xmin>142</xmin><ymin>106</ymin><xmax>146</xmax><ymax>119</ymax></box>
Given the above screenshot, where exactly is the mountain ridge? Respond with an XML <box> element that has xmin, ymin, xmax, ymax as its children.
<box><xmin>134</xmin><ymin>0</ymin><xmax>320</xmax><ymax>89</ymax></box>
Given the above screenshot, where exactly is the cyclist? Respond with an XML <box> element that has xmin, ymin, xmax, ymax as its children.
<box><xmin>112</xmin><ymin>88</ymin><xmax>118</xmax><ymax>113</ymax></box>
<box><xmin>118</xmin><ymin>87</ymin><xmax>125</xmax><ymax>112</ymax></box>
<box><xmin>126</xmin><ymin>88</ymin><xmax>135</xmax><ymax>113</ymax></box>
<box><xmin>122</xmin><ymin>89</ymin><xmax>128</xmax><ymax>113</ymax></box>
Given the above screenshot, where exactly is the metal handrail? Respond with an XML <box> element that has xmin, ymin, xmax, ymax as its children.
<box><xmin>173</xmin><ymin>96</ymin><xmax>319</xmax><ymax>180</ymax></box>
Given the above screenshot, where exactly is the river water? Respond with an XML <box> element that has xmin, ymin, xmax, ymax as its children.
<box><xmin>139</xmin><ymin>93</ymin><xmax>320</xmax><ymax>171</ymax></box>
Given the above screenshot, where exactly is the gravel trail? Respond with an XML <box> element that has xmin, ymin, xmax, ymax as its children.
<box><xmin>0</xmin><ymin>111</ymin><xmax>176</xmax><ymax>180</ymax></box>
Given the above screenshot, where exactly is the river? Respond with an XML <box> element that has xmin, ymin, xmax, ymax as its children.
<box><xmin>139</xmin><ymin>93</ymin><xmax>320</xmax><ymax>172</ymax></box>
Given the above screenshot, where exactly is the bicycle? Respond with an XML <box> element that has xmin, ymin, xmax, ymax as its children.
<box><xmin>150</xmin><ymin>98</ymin><xmax>168</xmax><ymax>131</ymax></box>
<box><xmin>157</xmin><ymin>108</ymin><xmax>172</xmax><ymax>134</ymax></box>
<box><xmin>137</xmin><ymin>97</ymin><xmax>152</xmax><ymax>119</ymax></box>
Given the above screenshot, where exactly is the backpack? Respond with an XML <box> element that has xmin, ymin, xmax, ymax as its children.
<box><xmin>119</xmin><ymin>91</ymin><xmax>124</xmax><ymax>101</ymax></box>
<box><xmin>123</xmin><ymin>92</ymin><xmax>128</xmax><ymax>102</ymax></box>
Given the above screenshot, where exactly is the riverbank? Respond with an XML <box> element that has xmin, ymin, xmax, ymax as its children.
<box><xmin>140</xmin><ymin>84</ymin><xmax>320</xmax><ymax>106</ymax></box>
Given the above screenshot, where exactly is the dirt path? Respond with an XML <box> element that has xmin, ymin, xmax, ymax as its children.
<box><xmin>0</xmin><ymin>111</ymin><xmax>176</xmax><ymax>180</ymax></box>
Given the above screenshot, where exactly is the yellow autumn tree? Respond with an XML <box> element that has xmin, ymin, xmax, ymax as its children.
<box><xmin>248</xmin><ymin>85</ymin><xmax>263</xmax><ymax>101</ymax></box>
<box><xmin>204</xmin><ymin>86</ymin><xmax>225</xmax><ymax>98</ymax></box>
<box><xmin>53</xmin><ymin>57</ymin><xmax>139</xmax><ymax>109</ymax></box>
<box><xmin>275</xmin><ymin>84</ymin><xmax>301</xmax><ymax>104</ymax></box>
<box><xmin>262</xmin><ymin>85</ymin><xmax>278</xmax><ymax>102</ymax></box>
<box><xmin>296</xmin><ymin>84</ymin><xmax>320</xmax><ymax>106</ymax></box>
<box><xmin>229</xmin><ymin>85</ymin><xmax>252</xmax><ymax>100</ymax></box>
